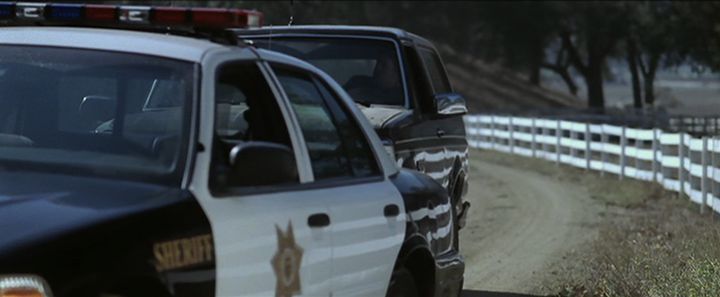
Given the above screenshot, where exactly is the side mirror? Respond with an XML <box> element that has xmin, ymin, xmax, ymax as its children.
<box><xmin>434</xmin><ymin>93</ymin><xmax>467</xmax><ymax>116</ymax></box>
<box><xmin>227</xmin><ymin>141</ymin><xmax>298</xmax><ymax>187</ymax></box>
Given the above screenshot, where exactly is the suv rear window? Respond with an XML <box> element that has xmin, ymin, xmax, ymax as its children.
<box><xmin>252</xmin><ymin>37</ymin><xmax>406</xmax><ymax>107</ymax></box>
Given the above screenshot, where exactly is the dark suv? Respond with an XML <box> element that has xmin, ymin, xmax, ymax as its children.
<box><xmin>236</xmin><ymin>25</ymin><xmax>470</xmax><ymax>230</ymax></box>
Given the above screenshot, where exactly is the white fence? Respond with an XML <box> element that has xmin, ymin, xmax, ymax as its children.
<box><xmin>464</xmin><ymin>114</ymin><xmax>720</xmax><ymax>215</ymax></box>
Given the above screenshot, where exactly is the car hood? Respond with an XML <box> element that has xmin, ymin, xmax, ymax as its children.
<box><xmin>357</xmin><ymin>104</ymin><xmax>407</xmax><ymax>129</ymax></box>
<box><xmin>0</xmin><ymin>170</ymin><xmax>181</xmax><ymax>252</ymax></box>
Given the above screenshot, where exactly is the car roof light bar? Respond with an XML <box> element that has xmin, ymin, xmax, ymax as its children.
<box><xmin>0</xmin><ymin>2</ymin><xmax>263</xmax><ymax>29</ymax></box>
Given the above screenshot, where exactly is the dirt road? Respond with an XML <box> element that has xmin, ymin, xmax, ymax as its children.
<box><xmin>461</xmin><ymin>150</ymin><xmax>604</xmax><ymax>295</ymax></box>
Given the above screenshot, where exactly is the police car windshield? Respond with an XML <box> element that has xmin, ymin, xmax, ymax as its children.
<box><xmin>0</xmin><ymin>45</ymin><xmax>194</xmax><ymax>184</ymax></box>
<box><xmin>252</xmin><ymin>37</ymin><xmax>405</xmax><ymax>106</ymax></box>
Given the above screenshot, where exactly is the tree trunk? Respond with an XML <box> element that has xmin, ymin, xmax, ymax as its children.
<box><xmin>561</xmin><ymin>31</ymin><xmax>607</xmax><ymax>110</ymax></box>
<box><xmin>542</xmin><ymin>64</ymin><xmax>578</xmax><ymax>95</ymax></box>
<box><xmin>558</xmin><ymin>68</ymin><xmax>578</xmax><ymax>95</ymax></box>
<box><xmin>585</xmin><ymin>59</ymin><xmax>605</xmax><ymax>110</ymax></box>
<box><xmin>626</xmin><ymin>39</ymin><xmax>643</xmax><ymax>109</ymax></box>
<box><xmin>643</xmin><ymin>74</ymin><xmax>655</xmax><ymax>106</ymax></box>
<box><xmin>529</xmin><ymin>65</ymin><xmax>541</xmax><ymax>86</ymax></box>
<box><xmin>528</xmin><ymin>38</ymin><xmax>544</xmax><ymax>86</ymax></box>
<box><xmin>639</xmin><ymin>53</ymin><xmax>661</xmax><ymax>106</ymax></box>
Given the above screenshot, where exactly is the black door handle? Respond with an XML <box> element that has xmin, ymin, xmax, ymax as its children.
<box><xmin>384</xmin><ymin>204</ymin><xmax>400</xmax><ymax>218</ymax></box>
<box><xmin>308</xmin><ymin>213</ymin><xmax>331</xmax><ymax>228</ymax></box>
<box><xmin>436</xmin><ymin>129</ymin><xmax>446</xmax><ymax>137</ymax></box>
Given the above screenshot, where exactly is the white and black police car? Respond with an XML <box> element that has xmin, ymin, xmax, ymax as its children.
<box><xmin>0</xmin><ymin>3</ymin><xmax>464</xmax><ymax>297</ymax></box>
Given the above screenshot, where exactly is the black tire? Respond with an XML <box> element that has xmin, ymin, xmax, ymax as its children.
<box><xmin>386</xmin><ymin>268</ymin><xmax>419</xmax><ymax>297</ymax></box>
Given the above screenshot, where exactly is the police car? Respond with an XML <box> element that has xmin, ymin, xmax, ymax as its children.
<box><xmin>0</xmin><ymin>3</ymin><xmax>463</xmax><ymax>297</ymax></box>
<box><xmin>236</xmin><ymin>26</ymin><xmax>471</xmax><ymax>232</ymax></box>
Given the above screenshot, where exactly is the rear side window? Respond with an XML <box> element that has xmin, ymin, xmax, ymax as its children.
<box><xmin>419</xmin><ymin>48</ymin><xmax>452</xmax><ymax>94</ymax></box>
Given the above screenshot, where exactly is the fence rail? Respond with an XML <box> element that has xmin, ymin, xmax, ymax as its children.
<box><xmin>464</xmin><ymin>114</ymin><xmax>720</xmax><ymax>215</ymax></box>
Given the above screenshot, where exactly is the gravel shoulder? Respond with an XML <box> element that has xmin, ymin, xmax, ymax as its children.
<box><xmin>460</xmin><ymin>150</ymin><xmax>631</xmax><ymax>295</ymax></box>
<box><xmin>461</xmin><ymin>149</ymin><xmax>720</xmax><ymax>297</ymax></box>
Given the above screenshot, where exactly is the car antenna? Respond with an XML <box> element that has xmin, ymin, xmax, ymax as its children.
<box><xmin>288</xmin><ymin>0</ymin><xmax>294</xmax><ymax>26</ymax></box>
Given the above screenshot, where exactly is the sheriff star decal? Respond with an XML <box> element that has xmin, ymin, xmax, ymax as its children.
<box><xmin>271</xmin><ymin>222</ymin><xmax>304</xmax><ymax>297</ymax></box>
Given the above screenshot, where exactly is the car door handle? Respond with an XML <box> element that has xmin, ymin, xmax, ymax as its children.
<box><xmin>384</xmin><ymin>204</ymin><xmax>400</xmax><ymax>218</ymax></box>
<box><xmin>436</xmin><ymin>129</ymin><xmax>446</xmax><ymax>137</ymax></box>
<box><xmin>308</xmin><ymin>213</ymin><xmax>331</xmax><ymax>228</ymax></box>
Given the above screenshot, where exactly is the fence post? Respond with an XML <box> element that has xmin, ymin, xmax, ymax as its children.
<box><xmin>542</xmin><ymin>121</ymin><xmax>548</xmax><ymax>159</ymax></box>
<box><xmin>702</xmin><ymin>137</ymin><xmax>708</xmax><ymax>214</ymax></box>
<box><xmin>490</xmin><ymin>115</ymin><xmax>496</xmax><ymax>149</ymax></box>
<box><xmin>556</xmin><ymin>120</ymin><xmax>561</xmax><ymax>165</ymax></box>
<box><xmin>635</xmin><ymin>131</ymin><xmax>642</xmax><ymax>176</ymax></box>
<box><xmin>585</xmin><ymin>123</ymin><xmax>591</xmax><ymax>171</ymax></box>
<box><xmin>620</xmin><ymin>126</ymin><xmax>627</xmax><ymax>180</ymax></box>
<box><xmin>652</xmin><ymin>129</ymin><xmax>659</xmax><ymax>182</ymax></box>
<box><xmin>679</xmin><ymin>134</ymin><xmax>685</xmax><ymax>198</ymax></box>
<box><xmin>569</xmin><ymin>129</ymin><xmax>576</xmax><ymax>164</ymax></box>
<box><xmin>509</xmin><ymin>116</ymin><xmax>515</xmax><ymax>154</ymax></box>
<box><xmin>601</xmin><ymin>127</ymin><xmax>607</xmax><ymax>177</ymax></box>
<box><xmin>531</xmin><ymin>118</ymin><xmax>537</xmax><ymax>158</ymax></box>
<box><xmin>712</xmin><ymin>137</ymin><xmax>717</xmax><ymax>217</ymax></box>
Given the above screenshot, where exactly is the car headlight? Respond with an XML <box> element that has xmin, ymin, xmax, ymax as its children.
<box><xmin>0</xmin><ymin>275</ymin><xmax>53</xmax><ymax>297</ymax></box>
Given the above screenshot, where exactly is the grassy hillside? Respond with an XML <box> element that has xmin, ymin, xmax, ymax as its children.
<box><xmin>439</xmin><ymin>45</ymin><xmax>582</xmax><ymax>113</ymax></box>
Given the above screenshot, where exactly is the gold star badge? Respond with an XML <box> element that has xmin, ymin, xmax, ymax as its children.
<box><xmin>271</xmin><ymin>222</ymin><xmax>304</xmax><ymax>297</ymax></box>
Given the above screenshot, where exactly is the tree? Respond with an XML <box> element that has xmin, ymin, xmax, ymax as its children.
<box><xmin>542</xmin><ymin>42</ymin><xmax>579</xmax><ymax>95</ymax></box>
<box><xmin>626</xmin><ymin>36</ymin><xmax>643</xmax><ymax>108</ymax></box>
<box><xmin>559</xmin><ymin>2</ymin><xmax>628</xmax><ymax>110</ymax></box>
<box><xmin>479</xmin><ymin>2</ymin><xmax>562</xmax><ymax>86</ymax></box>
<box><xmin>628</xmin><ymin>1</ymin><xmax>677</xmax><ymax>107</ymax></box>
<box><xmin>673</xmin><ymin>2</ymin><xmax>720</xmax><ymax>71</ymax></box>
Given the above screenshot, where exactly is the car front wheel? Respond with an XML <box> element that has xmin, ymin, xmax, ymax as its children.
<box><xmin>385</xmin><ymin>268</ymin><xmax>419</xmax><ymax>297</ymax></box>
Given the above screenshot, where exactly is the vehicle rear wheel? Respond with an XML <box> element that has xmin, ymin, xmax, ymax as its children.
<box><xmin>386</xmin><ymin>267</ymin><xmax>419</xmax><ymax>297</ymax></box>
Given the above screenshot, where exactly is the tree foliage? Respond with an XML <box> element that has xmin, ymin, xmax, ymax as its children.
<box><xmin>105</xmin><ymin>1</ymin><xmax>720</xmax><ymax>110</ymax></box>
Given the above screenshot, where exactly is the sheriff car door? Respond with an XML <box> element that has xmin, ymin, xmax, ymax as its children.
<box><xmin>269</xmin><ymin>64</ymin><xmax>406</xmax><ymax>297</ymax></box>
<box><xmin>191</xmin><ymin>56</ymin><xmax>333</xmax><ymax>297</ymax></box>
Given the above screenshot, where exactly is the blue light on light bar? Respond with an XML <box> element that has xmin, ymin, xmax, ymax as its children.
<box><xmin>48</xmin><ymin>4</ymin><xmax>83</xmax><ymax>21</ymax></box>
<box><xmin>0</xmin><ymin>2</ymin><xmax>15</xmax><ymax>20</ymax></box>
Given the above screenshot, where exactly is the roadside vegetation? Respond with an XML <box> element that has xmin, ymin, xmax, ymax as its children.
<box><xmin>476</xmin><ymin>150</ymin><xmax>720</xmax><ymax>297</ymax></box>
<box><xmin>556</xmin><ymin>195</ymin><xmax>720</xmax><ymax>297</ymax></box>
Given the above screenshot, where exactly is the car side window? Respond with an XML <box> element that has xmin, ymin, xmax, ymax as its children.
<box><xmin>274</xmin><ymin>67</ymin><xmax>354</xmax><ymax>180</ymax></box>
<box><xmin>314</xmin><ymin>81</ymin><xmax>381</xmax><ymax>177</ymax></box>
<box><xmin>419</xmin><ymin>48</ymin><xmax>452</xmax><ymax>94</ymax></box>
<box><xmin>210</xmin><ymin>62</ymin><xmax>296</xmax><ymax>191</ymax></box>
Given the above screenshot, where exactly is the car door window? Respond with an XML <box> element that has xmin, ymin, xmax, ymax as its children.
<box><xmin>274</xmin><ymin>68</ymin><xmax>354</xmax><ymax>180</ymax></box>
<box><xmin>419</xmin><ymin>48</ymin><xmax>452</xmax><ymax>94</ymax></box>
<box><xmin>315</xmin><ymin>81</ymin><xmax>381</xmax><ymax>178</ymax></box>
<box><xmin>210</xmin><ymin>62</ymin><xmax>295</xmax><ymax>191</ymax></box>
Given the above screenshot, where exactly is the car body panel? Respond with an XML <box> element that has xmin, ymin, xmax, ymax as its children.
<box><xmin>0</xmin><ymin>25</ymin><xmax>462</xmax><ymax>297</ymax></box>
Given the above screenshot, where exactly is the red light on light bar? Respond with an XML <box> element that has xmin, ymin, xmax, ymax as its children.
<box><xmin>191</xmin><ymin>8</ymin><xmax>262</xmax><ymax>28</ymax></box>
<box><xmin>85</xmin><ymin>4</ymin><xmax>116</xmax><ymax>21</ymax></box>
<box><xmin>153</xmin><ymin>7</ymin><xmax>188</xmax><ymax>25</ymax></box>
